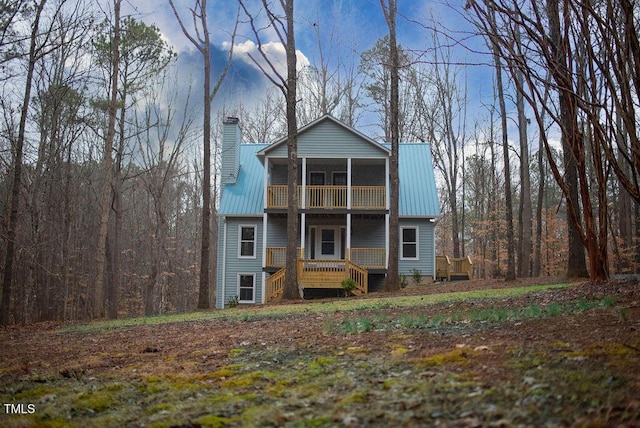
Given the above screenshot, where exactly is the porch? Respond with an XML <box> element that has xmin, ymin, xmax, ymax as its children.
<box><xmin>265</xmin><ymin>258</ymin><xmax>369</xmax><ymax>302</ymax></box>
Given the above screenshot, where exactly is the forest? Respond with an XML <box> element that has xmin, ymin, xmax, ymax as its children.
<box><xmin>0</xmin><ymin>0</ymin><xmax>639</xmax><ymax>324</ymax></box>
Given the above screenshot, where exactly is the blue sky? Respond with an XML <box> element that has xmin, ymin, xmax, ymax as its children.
<box><xmin>121</xmin><ymin>0</ymin><xmax>494</xmax><ymax>138</ymax></box>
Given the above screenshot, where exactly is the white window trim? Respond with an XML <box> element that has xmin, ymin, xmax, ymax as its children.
<box><xmin>238</xmin><ymin>224</ymin><xmax>257</xmax><ymax>259</ymax></box>
<box><xmin>237</xmin><ymin>273</ymin><xmax>256</xmax><ymax>303</ymax></box>
<box><xmin>400</xmin><ymin>226</ymin><xmax>419</xmax><ymax>260</ymax></box>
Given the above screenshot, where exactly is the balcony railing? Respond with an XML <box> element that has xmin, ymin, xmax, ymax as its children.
<box><xmin>349</xmin><ymin>248</ymin><xmax>386</xmax><ymax>269</ymax></box>
<box><xmin>266</xmin><ymin>247</ymin><xmax>385</xmax><ymax>270</ymax></box>
<box><xmin>267</xmin><ymin>185</ymin><xmax>385</xmax><ymax>210</ymax></box>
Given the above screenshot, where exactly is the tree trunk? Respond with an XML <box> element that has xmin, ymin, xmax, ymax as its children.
<box><xmin>489</xmin><ymin>7</ymin><xmax>516</xmax><ymax>281</ymax></box>
<box><xmin>282</xmin><ymin>0</ymin><xmax>300</xmax><ymax>300</ymax></box>
<box><xmin>1</xmin><ymin>0</ymin><xmax>47</xmax><ymax>325</ymax></box>
<box><xmin>516</xmin><ymin>63</ymin><xmax>532</xmax><ymax>277</ymax></box>
<box><xmin>381</xmin><ymin>0</ymin><xmax>400</xmax><ymax>291</ymax></box>
<box><xmin>94</xmin><ymin>0</ymin><xmax>121</xmax><ymax>318</ymax></box>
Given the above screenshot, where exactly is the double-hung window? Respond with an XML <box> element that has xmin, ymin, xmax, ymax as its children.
<box><xmin>239</xmin><ymin>225</ymin><xmax>256</xmax><ymax>258</ymax></box>
<box><xmin>238</xmin><ymin>274</ymin><xmax>255</xmax><ymax>303</ymax></box>
<box><xmin>401</xmin><ymin>227</ymin><xmax>418</xmax><ymax>260</ymax></box>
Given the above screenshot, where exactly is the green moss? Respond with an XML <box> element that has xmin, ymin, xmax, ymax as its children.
<box><xmin>75</xmin><ymin>390</ymin><xmax>116</xmax><ymax>412</ymax></box>
<box><xmin>193</xmin><ymin>414</ymin><xmax>237</xmax><ymax>427</ymax></box>
<box><xmin>418</xmin><ymin>348</ymin><xmax>477</xmax><ymax>367</ymax></box>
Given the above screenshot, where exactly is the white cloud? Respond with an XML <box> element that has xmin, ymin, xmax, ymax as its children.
<box><xmin>225</xmin><ymin>40</ymin><xmax>310</xmax><ymax>80</ymax></box>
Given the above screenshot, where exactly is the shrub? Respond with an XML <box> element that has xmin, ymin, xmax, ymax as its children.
<box><xmin>341</xmin><ymin>278</ymin><xmax>358</xmax><ymax>297</ymax></box>
<box><xmin>399</xmin><ymin>275</ymin><xmax>408</xmax><ymax>288</ymax></box>
<box><xmin>412</xmin><ymin>269</ymin><xmax>423</xmax><ymax>286</ymax></box>
<box><xmin>226</xmin><ymin>295</ymin><xmax>239</xmax><ymax>308</ymax></box>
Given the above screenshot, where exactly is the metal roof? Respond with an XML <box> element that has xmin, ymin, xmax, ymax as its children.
<box><xmin>218</xmin><ymin>144</ymin><xmax>267</xmax><ymax>216</ymax></box>
<box><xmin>396</xmin><ymin>143</ymin><xmax>440</xmax><ymax>218</ymax></box>
<box><xmin>219</xmin><ymin>143</ymin><xmax>440</xmax><ymax>218</ymax></box>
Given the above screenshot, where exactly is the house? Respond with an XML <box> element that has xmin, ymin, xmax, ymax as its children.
<box><xmin>216</xmin><ymin>115</ymin><xmax>440</xmax><ymax>308</ymax></box>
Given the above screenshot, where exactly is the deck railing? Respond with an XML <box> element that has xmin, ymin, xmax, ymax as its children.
<box><xmin>265</xmin><ymin>267</ymin><xmax>286</xmax><ymax>301</ymax></box>
<box><xmin>267</xmin><ymin>247</ymin><xmax>385</xmax><ymax>269</ymax></box>
<box><xmin>266</xmin><ymin>247</ymin><xmax>302</xmax><ymax>267</ymax></box>
<box><xmin>349</xmin><ymin>248</ymin><xmax>386</xmax><ymax>269</ymax></box>
<box><xmin>267</xmin><ymin>185</ymin><xmax>385</xmax><ymax>210</ymax></box>
<box><xmin>266</xmin><ymin>258</ymin><xmax>369</xmax><ymax>301</ymax></box>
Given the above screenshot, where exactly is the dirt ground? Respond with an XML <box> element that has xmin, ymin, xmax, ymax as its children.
<box><xmin>1</xmin><ymin>277</ymin><xmax>639</xmax><ymax>427</ymax></box>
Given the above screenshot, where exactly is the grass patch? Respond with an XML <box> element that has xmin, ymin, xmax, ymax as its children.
<box><xmin>327</xmin><ymin>296</ymin><xmax>616</xmax><ymax>334</ymax></box>
<box><xmin>59</xmin><ymin>283</ymin><xmax>573</xmax><ymax>334</ymax></box>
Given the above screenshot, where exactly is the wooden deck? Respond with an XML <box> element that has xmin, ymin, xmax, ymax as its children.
<box><xmin>266</xmin><ymin>258</ymin><xmax>368</xmax><ymax>301</ymax></box>
<box><xmin>436</xmin><ymin>256</ymin><xmax>473</xmax><ymax>281</ymax></box>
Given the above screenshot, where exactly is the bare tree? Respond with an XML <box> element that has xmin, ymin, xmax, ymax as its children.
<box><xmin>239</xmin><ymin>0</ymin><xmax>300</xmax><ymax>300</ymax></box>
<box><xmin>379</xmin><ymin>0</ymin><xmax>400</xmax><ymax>291</ymax></box>
<box><xmin>1</xmin><ymin>0</ymin><xmax>53</xmax><ymax>325</ymax></box>
<box><xmin>169</xmin><ymin>0</ymin><xmax>238</xmax><ymax>309</ymax></box>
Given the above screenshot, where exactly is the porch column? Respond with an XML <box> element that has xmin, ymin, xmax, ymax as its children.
<box><xmin>301</xmin><ymin>157</ymin><xmax>306</xmax><ymax>258</ymax></box>
<box><xmin>385</xmin><ymin>156</ymin><xmax>390</xmax><ymax>269</ymax></box>
<box><xmin>346</xmin><ymin>213</ymin><xmax>352</xmax><ymax>261</ymax></box>
<box><xmin>300</xmin><ymin>213</ymin><xmax>306</xmax><ymax>259</ymax></box>
<box><xmin>301</xmin><ymin>157</ymin><xmax>307</xmax><ymax>209</ymax></box>
<box><xmin>347</xmin><ymin>158</ymin><xmax>352</xmax><ymax>209</ymax></box>
<box><xmin>347</xmin><ymin>157</ymin><xmax>352</xmax><ymax>260</ymax></box>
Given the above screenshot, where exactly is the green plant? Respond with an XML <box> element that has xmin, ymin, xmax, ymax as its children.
<box><xmin>341</xmin><ymin>278</ymin><xmax>358</xmax><ymax>297</ymax></box>
<box><xmin>399</xmin><ymin>275</ymin><xmax>408</xmax><ymax>288</ymax></box>
<box><xmin>227</xmin><ymin>295</ymin><xmax>240</xmax><ymax>308</ymax></box>
<box><xmin>412</xmin><ymin>269</ymin><xmax>423</xmax><ymax>286</ymax></box>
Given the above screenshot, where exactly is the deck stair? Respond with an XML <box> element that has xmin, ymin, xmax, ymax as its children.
<box><xmin>266</xmin><ymin>259</ymin><xmax>368</xmax><ymax>301</ymax></box>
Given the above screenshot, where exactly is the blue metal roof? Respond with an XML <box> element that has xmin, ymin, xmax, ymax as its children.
<box><xmin>397</xmin><ymin>143</ymin><xmax>440</xmax><ymax>217</ymax></box>
<box><xmin>219</xmin><ymin>142</ymin><xmax>440</xmax><ymax>218</ymax></box>
<box><xmin>218</xmin><ymin>144</ymin><xmax>267</xmax><ymax>216</ymax></box>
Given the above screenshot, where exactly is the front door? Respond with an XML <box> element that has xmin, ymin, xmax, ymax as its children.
<box><xmin>309</xmin><ymin>226</ymin><xmax>346</xmax><ymax>260</ymax></box>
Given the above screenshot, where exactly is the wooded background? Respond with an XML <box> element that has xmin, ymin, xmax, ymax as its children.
<box><xmin>1</xmin><ymin>0</ymin><xmax>638</xmax><ymax>324</ymax></box>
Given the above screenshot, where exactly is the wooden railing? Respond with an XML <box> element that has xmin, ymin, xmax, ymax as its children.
<box><xmin>349</xmin><ymin>248</ymin><xmax>386</xmax><ymax>269</ymax></box>
<box><xmin>436</xmin><ymin>255</ymin><xmax>473</xmax><ymax>281</ymax></box>
<box><xmin>352</xmin><ymin>186</ymin><xmax>386</xmax><ymax>210</ymax></box>
<box><xmin>267</xmin><ymin>247</ymin><xmax>384</xmax><ymax>269</ymax></box>
<box><xmin>306</xmin><ymin>185</ymin><xmax>347</xmax><ymax>209</ymax></box>
<box><xmin>267</xmin><ymin>185</ymin><xmax>385</xmax><ymax>210</ymax></box>
<box><xmin>267</xmin><ymin>258</ymin><xmax>369</xmax><ymax>301</ymax></box>
<box><xmin>265</xmin><ymin>267</ymin><xmax>286</xmax><ymax>301</ymax></box>
<box><xmin>266</xmin><ymin>247</ymin><xmax>302</xmax><ymax>267</ymax></box>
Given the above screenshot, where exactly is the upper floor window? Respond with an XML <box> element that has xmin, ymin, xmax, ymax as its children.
<box><xmin>239</xmin><ymin>225</ymin><xmax>257</xmax><ymax>258</ymax></box>
<box><xmin>401</xmin><ymin>226</ymin><xmax>419</xmax><ymax>260</ymax></box>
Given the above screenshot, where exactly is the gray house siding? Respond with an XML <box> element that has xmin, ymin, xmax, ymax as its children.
<box><xmin>267</xmin><ymin>120</ymin><xmax>388</xmax><ymax>159</ymax></box>
<box><xmin>217</xmin><ymin>217</ymin><xmax>264</xmax><ymax>309</ymax></box>
<box><xmin>351</xmin><ymin>218</ymin><xmax>385</xmax><ymax>249</ymax></box>
<box><xmin>398</xmin><ymin>219</ymin><xmax>436</xmax><ymax>280</ymax></box>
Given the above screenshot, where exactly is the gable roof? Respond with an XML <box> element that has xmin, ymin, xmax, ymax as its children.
<box><xmin>257</xmin><ymin>114</ymin><xmax>390</xmax><ymax>159</ymax></box>
<box><xmin>219</xmin><ymin>116</ymin><xmax>440</xmax><ymax>218</ymax></box>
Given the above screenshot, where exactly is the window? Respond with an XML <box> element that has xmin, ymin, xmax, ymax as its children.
<box><xmin>239</xmin><ymin>225</ymin><xmax>256</xmax><ymax>258</ymax></box>
<box><xmin>332</xmin><ymin>172</ymin><xmax>347</xmax><ymax>186</ymax></box>
<box><xmin>238</xmin><ymin>274</ymin><xmax>255</xmax><ymax>303</ymax></box>
<box><xmin>401</xmin><ymin>227</ymin><xmax>418</xmax><ymax>259</ymax></box>
<box><xmin>321</xmin><ymin>229</ymin><xmax>335</xmax><ymax>255</ymax></box>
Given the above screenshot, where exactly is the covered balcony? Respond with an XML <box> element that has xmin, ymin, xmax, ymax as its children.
<box><xmin>267</xmin><ymin>185</ymin><xmax>386</xmax><ymax>210</ymax></box>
